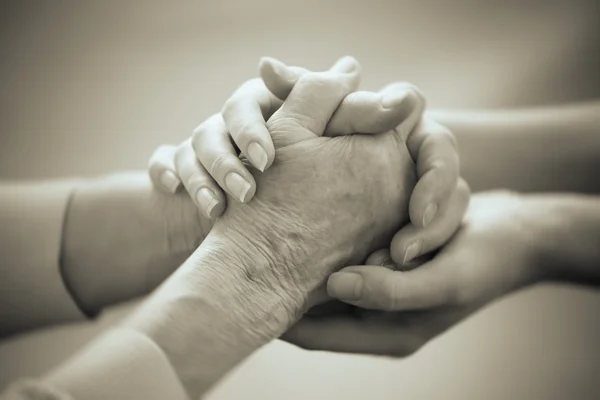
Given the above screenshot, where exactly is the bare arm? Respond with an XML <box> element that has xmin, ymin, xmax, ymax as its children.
<box><xmin>0</xmin><ymin>172</ymin><xmax>209</xmax><ymax>337</ymax></box>
<box><xmin>430</xmin><ymin>101</ymin><xmax>600</xmax><ymax>193</ymax></box>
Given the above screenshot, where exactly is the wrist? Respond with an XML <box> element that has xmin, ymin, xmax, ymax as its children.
<box><xmin>124</xmin><ymin>232</ymin><xmax>302</xmax><ymax>397</ymax></box>
<box><xmin>512</xmin><ymin>195</ymin><xmax>565</xmax><ymax>284</ymax></box>
<box><xmin>528</xmin><ymin>194</ymin><xmax>600</xmax><ymax>285</ymax></box>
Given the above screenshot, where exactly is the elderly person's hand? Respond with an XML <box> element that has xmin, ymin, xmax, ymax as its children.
<box><xmin>125</xmin><ymin>57</ymin><xmax>432</xmax><ymax>397</ymax></box>
<box><xmin>281</xmin><ymin>191</ymin><xmax>557</xmax><ymax>356</ymax></box>
<box><xmin>205</xmin><ymin>56</ymin><xmax>423</xmax><ymax>308</ymax></box>
<box><xmin>149</xmin><ymin>57</ymin><xmax>465</xmax><ymax>266</ymax></box>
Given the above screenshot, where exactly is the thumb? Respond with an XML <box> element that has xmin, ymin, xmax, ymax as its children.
<box><xmin>379</xmin><ymin>83</ymin><xmax>427</xmax><ymax>144</ymax></box>
<box><xmin>259</xmin><ymin>57</ymin><xmax>308</xmax><ymax>101</ymax></box>
<box><xmin>263</xmin><ymin>56</ymin><xmax>360</xmax><ymax>146</ymax></box>
<box><xmin>327</xmin><ymin>258</ymin><xmax>458</xmax><ymax>311</ymax></box>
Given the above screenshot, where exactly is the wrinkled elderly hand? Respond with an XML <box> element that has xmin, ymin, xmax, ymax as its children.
<box><xmin>198</xmin><ymin>56</ymin><xmax>423</xmax><ymax>312</ymax></box>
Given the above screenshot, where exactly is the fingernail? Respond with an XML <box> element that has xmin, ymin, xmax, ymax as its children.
<box><xmin>225</xmin><ymin>172</ymin><xmax>252</xmax><ymax>202</ymax></box>
<box><xmin>380</xmin><ymin>89</ymin><xmax>410</xmax><ymax>110</ymax></box>
<box><xmin>403</xmin><ymin>240</ymin><xmax>422</xmax><ymax>265</ymax></box>
<box><xmin>328</xmin><ymin>272</ymin><xmax>363</xmax><ymax>301</ymax></box>
<box><xmin>247</xmin><ymin>142</ymin><xmax>268</xmax><ymax>172</ymax></box>
<box><xmin>195</xmin><ymin>188</ymin><xmax>220</xmax><ymax>219</ymax></box>
<box><xmin>422</xmin><ymin>203</ymin><xmax>438</xmax><ymax>227</ymax></box>
<box><xmin>160</xmin><ymin>170</ymin><xmax>180</xmax><ymax>193</ymax></box>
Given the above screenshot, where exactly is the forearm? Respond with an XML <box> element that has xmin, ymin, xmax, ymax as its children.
<box><xmin>61</xmin><ymin>171</ymin><xmax>211</xmax><ymax>316</ymax></box>
<box><xmin>124</xmin><ymin>232</ymin><xmax>300</xmax><ymax>398</ymax></box>
<box><xmin>533</xmin><ymin>193</ymin><xmax>600</xmax><ymax>286</ymax></box>
<box><xmin>429</xmin><ymin>101</ymin><xmax>600</xmax><ymax>193</ymax></box>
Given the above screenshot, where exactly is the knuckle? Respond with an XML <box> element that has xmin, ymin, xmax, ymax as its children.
<box><xmin>173</xmin><ymin>144</ymin><xmax>188</xmax><ymax>166</ymax></box>
<box><xmin>154</xmin><ymin>144</ymin><xmax>173</xmax><ymax>156</ymax></box>
<box><xmin>220</xmin><ymin>96</ymin><xmax>240</xmax><ymax>121</ymax></box>
<box><xmin>191</xmin><ymin>128</ymin><xmax>208</xmax><ymax>155</ymax></box>
<box><xmin>267</xmin><ymin>112</ymin><xmax>308</xmax><ymax>133</ymax></box>
<box><xmin>192</xmin><ymin>117</ymin><xmax>210</xmax><ymax>137</ymax></box>
<box><xmin>149</xmin><ymin>144</ymin><xmax>174</xmax><ymax>166</ymax></box>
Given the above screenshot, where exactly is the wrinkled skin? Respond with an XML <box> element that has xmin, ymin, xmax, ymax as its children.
<box><xmin>207</xmin><ymin>63</ymin><xmax>422</xmax><ymax>312</ymax></box>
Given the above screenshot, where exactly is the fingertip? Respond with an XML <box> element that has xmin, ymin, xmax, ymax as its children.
<box><xmin>247</xmin><ymin>141</ymin><xmax>271</xmax><ymax>172</ymax></box>
<box><xmin>192</xmin><ymin>187</ymin><xmax>219</xmax><ymax>219</ymax></box>
<box><xmin>259</xmin><ymin>56</ymin><xmax>297</xmax><ymax>100</ymax></box>
<box><xmin>364</xmin><ymin>248</ymin><xmax>393</xmax><ymax>267</ymax></box>
<box><xmin>330</xmin><ymin>55</ymin><xmax>361</xmax><ymax>75</ymax></box>
<box><xmin>330</xmin><ymin>266</ymin><xmax>404</xmax><ymax>311</ymax></box>
<box><xmin>389</xmin><ymin>226</ymin><xmax>419</xmax><ymax>266</ymax></box>
<box><xmin>224</xmin><ymin>171</ymin><xmax>256</xmax><ymax>203</ymax></box>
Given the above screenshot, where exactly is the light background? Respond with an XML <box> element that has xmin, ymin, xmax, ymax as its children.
<box><xmin>1</xmin><ymin>1</ymin><xmax>600</xmax><ymax>398</ymax></box>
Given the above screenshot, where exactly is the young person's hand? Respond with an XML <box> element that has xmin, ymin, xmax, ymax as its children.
<box><xmin>282</xmin><ymin>191</ymin><xmax>554</xmax><ymax>356</ymax></box>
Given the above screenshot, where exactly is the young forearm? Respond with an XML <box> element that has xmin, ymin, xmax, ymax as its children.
<box><xmin>429</xmin><ymin>101</ymin><xmax>600</xmax><ymax>193</ymax></box>
<box><xmin>61</xmin><ymin>171</ymin><xmax>211</xmax><ymax>316</ymax></box>
<box><xmin>533</xmin><ymin>194</ymin><xmax>600</xmax><ymax>286</ymax></box>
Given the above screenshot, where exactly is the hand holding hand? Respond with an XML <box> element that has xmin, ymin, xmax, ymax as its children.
<box><xmin>149</xmin><ymin>56</ymin><xmax>466</xmax><ymax>267</ymax></box>
<box><xmin>204</xmin><ymin>57</ymin><xmax>424</xmax><ymax>311</ymax></box>
<box><xmin>283</xmin><ymin>191</ymin><xmax>549</xmax><ymax>356</ymax></box>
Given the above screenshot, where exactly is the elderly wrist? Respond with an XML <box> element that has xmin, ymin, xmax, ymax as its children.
<box><xmin>211</xmin><ymin>202</ymin><xmax>314</xmax><ymax>314</ymax></box>
<box><xmin>125</xmin><ymin>235</ymin><xmax>304</xmax><ymax>396</ymax></box>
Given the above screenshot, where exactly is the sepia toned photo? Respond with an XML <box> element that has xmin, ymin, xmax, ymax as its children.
<box><xmin>1</xmin><ymin>1</ymin><xmax>599</xmax><ymax>399</ymax></box>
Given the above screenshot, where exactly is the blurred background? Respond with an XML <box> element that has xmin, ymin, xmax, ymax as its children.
<box><xmin>1</xmin><ymin>0</ymin><xmax>599</xmax><ymax>398</ymax></box>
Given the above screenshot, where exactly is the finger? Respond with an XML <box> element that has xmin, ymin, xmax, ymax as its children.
<box><xmin>282</xmin><ymin>316</ymin><xmax>421</xmax><ymax>357</ymax></box>
<box><xmin>364</xmin><ymin>248</ymin><xmax>394</xmax><ymax>267</ymax></box>
<box><xmin>407</xmin><ymin>118</ymin><xmax>460</xmax><ymax>228</ymax></box>
<box><xmin>173</xmin><ymin>139</ymin><xmax>226</xmax><ymax>219</ymax></box>
<box><xmin>148</xmin><ymin>145</ymin><xmax>181</xmax><ymax>194</ymax></box>
<box><xmin>391</xmin><ymin>178</ymin><xmax>471</xmax><ymax>266</ymax></box>
<box><xmin>374</xmin><ymin>84</ymin><xmax>426</xmax><ymax>148</ymax></box>
<box><xmin>260</xmin><ymin>59</ymin><xmax>414</xmax><ymax>136</ymax></box>
<box><xmin>325</xmin><ymin>84</ymin><xmax>417</xmax><ymax>135</ymax></box>
<box><xmin>386</xmin><ymin>83</ymin><xmax>427</xmax><ymax>142</ymax></box>
<box><xmin>191</xmin><ymin>114</ymin><xmax>257</xmax><ymax>204</ymax></box>
<box><xmin>327</xmin><ymin>261</ymin><xmax>459</xmax><ymax>311</ymax></box>
<box><xmin>221</xmin><ymin>78</ymin><xmax>280</xmax><ymax>172</ymax></box>
<box><xmin>263</xmin><ymin>56</ymin><xmax>361</xmax><ymax>140</ymax></box>
<box><xmin>260</xmin><ymin>56</ymin><xmax>361</xmax><ymax>101</ymax></box>
<box><xmin>259</xmin><ymin>57</ymin><xmax>309</xmax><ymax>101</ymax></box>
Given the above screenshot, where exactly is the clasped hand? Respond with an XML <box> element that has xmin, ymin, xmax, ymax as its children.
<box><xmin>149</xmin><ymin>56</ymin><xmax>471</xmax><ymax>352</ymax></box>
